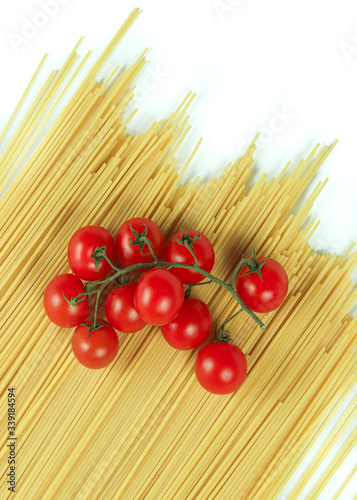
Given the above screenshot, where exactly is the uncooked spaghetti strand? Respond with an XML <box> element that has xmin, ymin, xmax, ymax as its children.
<box><xmin>251</xmin><ymin>359</ymin><xmax>357</xmax><ymax>499</ymax></box>
<box><xmin>289</xmin><ymin>401</ymin><xmax>356</xmax><ymax>498</ymax></box>
<box><xmin>332</xmin><ymin>463</ymin><xmax>357</xmax><ymax>500</ymax></box>
<box><xmin>0</xmin><ymin>41</ymin><xmax>83</xmax><ymax>186</ymax></box>
<box><xmin>193</xmin><ymin>329</ymin><xmax>355</xmax><ymax>499</ymax></box>
<box><xmin>301</xmin><ymin>430</ymin><xmax>357</xmax><ymax>499</ymax></box>
<box><xmin>0</xmin><ymin>53</ymin><xmax>48</xmax><ymax>145</ymax></box>
<box><xmin>0</xmin><ymin>69</ymin><xmax>57</xmax><ymax>182</ymax></box>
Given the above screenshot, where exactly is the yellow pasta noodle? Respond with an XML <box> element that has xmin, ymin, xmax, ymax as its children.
<box><xmin>0</xmin><ymin>8</ymin><xmax>356</xmax><ymax>500</ymax></box>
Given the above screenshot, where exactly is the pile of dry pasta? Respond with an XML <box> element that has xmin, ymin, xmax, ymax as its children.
<box><xmin>0</xmin><ymin>9</ymin><xmax>356</xmax><ymax>500</ymax></box>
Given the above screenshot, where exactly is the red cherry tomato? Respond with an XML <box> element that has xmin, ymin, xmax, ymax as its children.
<box><xmin>44</xmin><ymin>274</ymin><xmax>89</xmax><ymax>327</ymax></box>
<box><xmin>236</xmin><ymin>257</ymin><xmax>288</xmax><ymax>313</ymax></box>
<box><xmin>195</xmin><ymin>343</ymin><xmax>247</xmax><ymax>394</ymax></box>
<box><xmin>68</xmin><ymin>225</ymin><xmax>116</xmax><ymax>281</ymax></box>
<box><xmin>164</xmin><ymin>229</ymin><xmax>215</xmax><ymax>284</ymax></box>
<box><xmin>161</xmin><ymin>298</ymin><xmax>212</xmax><ymax>350</ymax></box>
<box><xmin>116</xmin><ymin>217</ymin><xmax>164</xmax><ymax>269</ymax></box>
<box><xmin>72</xmin><ymin>321</ymin><xmax>119</xmax><ymax>369</ymax></box>
<box><xmin>134</xmin><ymin>269</ymin><xmax>184</xmax><ymax>326</ymax></box>
<box><xmin>105</xmin><ymin>283</ymin><xmax>147</xmax><ymax>333</ymax></box>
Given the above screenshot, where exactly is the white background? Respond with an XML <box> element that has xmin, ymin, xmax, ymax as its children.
<box><xmin>0</xmin><ymin>1</ymin><xmax>356</xmax><ymax>498</ymax></box>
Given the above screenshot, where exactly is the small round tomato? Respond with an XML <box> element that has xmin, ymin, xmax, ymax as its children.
<box><xmin>164</xmin><ymin>229</ymin><xmax>215</xmax><ymax>284</ymax></box>
<box><xmin>236</xmin><ymin>257</ymin><xmax>288</xmax><ymax>313</ymax></box>
<box><xmin>68</xmin><ymin>225</ymin><xmax>116</xmax><ymax>281</ymax></box>
<box><xmin>105</xmin><ymin>283</ymin><xmax>147</xmax><ymax>333</ymax></box>
<box><xmin>116</xmin><ymin>217</ymin><xmax>164</xmax><ymax>269</ymax></box>
<box><xmin>44</xmin><ymin>274</ymin><xmax>89</xmax><ymax>327</ymax></box>
<box><xmin>72</xmin><ymin>321</ymin><xmax>119</xmax><ymax>369</ymax></box>
<box><xmin>195</xmin><ymin>343</ymin><xmax>247</xmax><ymax>394</ymax></box>
<box><xmin>161</xmin><ymin>298</ymin><xmax>212</xmax><ymax>350</ymax></box>
<box><xmin>134</xmin><ymin>269</ymin><xmax>184</xmax><ymax>326</ymax></box>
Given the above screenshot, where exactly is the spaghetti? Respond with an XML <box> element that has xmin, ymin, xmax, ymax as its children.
<box><xmin>0</xmin><ymin>8</ymin><xmax>356</xmax><ymax>500</ymax></box>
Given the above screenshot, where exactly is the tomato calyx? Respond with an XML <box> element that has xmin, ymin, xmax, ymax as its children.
<box><xmin>174</xmin><ymin>229</ymin><xmax>201</xmax><ymax>257</ymax></box>
<box><xmin>81</xmin><ymin>321</ymin><xmax>108</xmax><ymax>337</ymax></box>
<box><xmin>81</xmin><ymin>290</ymin><xmax>107</xmax><ymax>337</ymax></box>
<box><xmin>240</xmin><ymin>249</ymin><xmax>270</xmax><ymax>282</ymax></box>
<box><xmin>92</xmin><ymin>246</ymin><xmax>108</xmax><ymax>272</ymax></box>
<box><xmin>215</xmin><ymin>308</ymin><xmax>244</xmax><ymax>343</ymax></box>
<box><xmin>62</xmin><ymin>291</ymin><xmax>87</xmax><ymax>307</ymax></box>
<box><xmin>130</xmin><ymin>224</ymin><xmax>149</xmax><ymax>252</ymax></box>
<box><xmin>215</xmin><ymin>325</ymin><xmax>231</xmax><ymax>343</ymax></box>
<box><xmin>129</xmin><ymin>224</ymin><xmax>159</xmax><ymax>262</ymax></box>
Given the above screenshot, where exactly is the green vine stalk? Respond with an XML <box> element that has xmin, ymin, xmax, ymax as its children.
<box><xmin>65</xmin><ymin>227</ymin><xmax>267</xmax><ymax>338</ymax></box>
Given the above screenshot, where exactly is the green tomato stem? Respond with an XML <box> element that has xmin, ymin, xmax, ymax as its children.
<box><xmin>217</xmin><ymin>309</ymin><xmax>244</xmax><ymax>342</ymax></box>
<box><xmin>230</xmin><ymin>259</ymin><xmax>246</xmax><ymax>287</ymax></box>
<box><xmin>184</xmin><ymin>280</ymin><xmax>213</xmax><ymax>299</ymax></box>
<box><xmin>74</xmin><ymin>254</ymin><xmax>266</xmax><ymax>334</ymax></box>
<box><xmin>93</xmin><ymin>291</ymin><xmax>101</xmax><ymax>328</ymax></box>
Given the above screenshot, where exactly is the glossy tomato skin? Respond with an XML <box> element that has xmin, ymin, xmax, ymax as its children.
<box><xmin>116</xmin><ymin>217</ymin><xmax>164</xmax><ymax>269</ymax></box>
<box><xmin>72</xmin><ymin>321</ymin><xmax>119</xmax><ymax>369</ymax></box>
<box><xmin>105</xmin><ymin>283</ymin><xmax>147</xmax><ymax>333</ymax></box>
<box><xmin>161</xmin><ymin>298</ymin><xmax>212</xmax><ymax>350</ymax></box>
<box><xmin>236</xmin><ymin>257</ymin><xmax>288</xmax><ymax>313</ymax></box>
<box><xmin>68</xmin><ymin>225</ymin><xmax>116</xmax><ymax>281</ymax></box>
<box><xmin>44</xmin><ymin>274</ymin><xmax>89</xmax><ymax>327</ymax></box>
<box><xmin>134</xmin><ymin>269</ymin><xmax>184</xmax><ymax>326</ymax></box>
<box><xmin>195</xmin><ymin>343</ymin><xmax>247</xmax><ymax>394</ymax></box>
<box><xmin>164</xmin><ymin>229</ymin><xmax>215</xmax><ymax>284</ymax></box>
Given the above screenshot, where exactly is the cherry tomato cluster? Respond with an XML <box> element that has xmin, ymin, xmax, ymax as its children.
<box><xmin>44</xmin><ymin>217</ymin><xmax>288</xmax><ymax>394</ymax></box>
